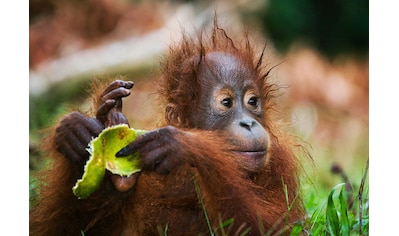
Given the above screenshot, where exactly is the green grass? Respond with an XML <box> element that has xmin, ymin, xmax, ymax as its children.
<box><xmin>293</xmin><ymin>159</ymin><xmax>369</xmax><ymax>236</ymax></box>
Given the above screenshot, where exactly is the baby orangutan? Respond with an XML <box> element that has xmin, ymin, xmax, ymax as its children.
<box><xmin>30</xmin><ymin>21</ymin><xmax>304</xmax><ymax>236</ymax></box>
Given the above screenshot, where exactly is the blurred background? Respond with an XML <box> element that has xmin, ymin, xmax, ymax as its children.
<box><xmin>29</xmin><ymin>0</ymin><xmax>369</xmax><ymax>208</ymax></box>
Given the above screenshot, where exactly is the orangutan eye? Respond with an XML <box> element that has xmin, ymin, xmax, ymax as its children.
<box><xmin>221</xmin><ymin>98</ymin><xmax>233</xmax><ymax>108</ymax></box>
<box><xmin>215</xmin><ymin>89</ymin><xmax>235</xmax><ymax>112</ymax></box>
<box><xmin>248</xmin><ymin>97</ymin><xmax>258</xmax><ymax>107</ymax></box>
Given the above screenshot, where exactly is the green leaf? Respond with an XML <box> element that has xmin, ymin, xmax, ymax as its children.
<box><xmin>339</xmin><ymin>187</ymin><xmax>350</xmax><ymax>236</ymax></box>
<box><xmin>73</xmin><ymin>124</ymin><xmax>147</xmax><ymax>199</ymax></box>
<box><xmin>326</xmin><ymin>183</ymin><xmax>345</xmax><ymax>236</ymax></box>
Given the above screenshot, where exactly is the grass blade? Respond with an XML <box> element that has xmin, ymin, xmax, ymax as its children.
<box><xmin>358</xmin><ymin>158</ymin><xmax>369</xmax><ymax>236</ymax></box>
<box><xmin>339</xmin><ymin>187</ymin><xmax>350</xmax><ymax>236</ymax></box>
<box><xmin>194</xmin><ymin>178</ymin><xmax>214</xmax><ymax>236</ymax></box>
<box><xmin>326</xmin><ymin>183</ymin><xmax>345</xmax><ymax>236</ymax></box>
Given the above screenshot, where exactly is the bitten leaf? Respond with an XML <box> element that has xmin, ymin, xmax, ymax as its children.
<box><xmin>73</xmin><ymin>124</ymin><xmax>147</xmax><ymax>199</ymax></box>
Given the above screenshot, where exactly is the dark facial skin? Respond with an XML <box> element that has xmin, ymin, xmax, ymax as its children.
<box><xmin>191</xmin><ymin>52</ymin><xmax>269</xmax><ymax>169</ymax></box>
